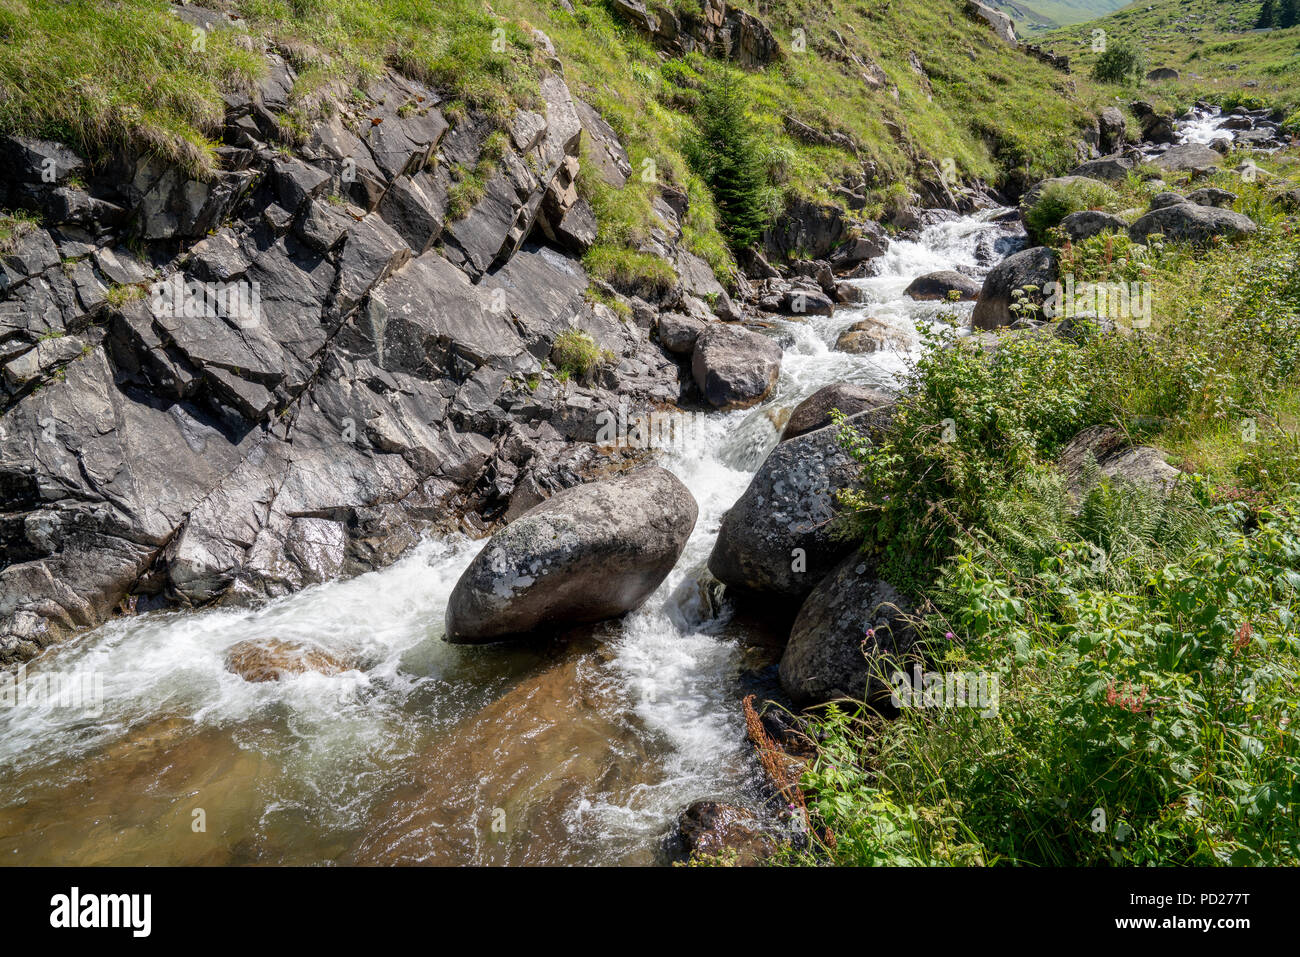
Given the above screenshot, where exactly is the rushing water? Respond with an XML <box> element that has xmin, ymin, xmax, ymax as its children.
<box><xmin>0</xmin><ymin>210</ymin><xmax>1023</xmax><ymax>865</ymax></box>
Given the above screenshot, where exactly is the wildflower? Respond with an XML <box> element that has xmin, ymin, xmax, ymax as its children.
<box><xmin>945</xmin><ymin>631</ymin><xmax>955</xmax><ymax>641</ymax></box>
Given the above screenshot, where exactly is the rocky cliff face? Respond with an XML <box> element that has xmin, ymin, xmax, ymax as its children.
<box><xmin>0</xmin><ymin>33</ymin><xmax>729</xmax><ymax>663</ymax></box>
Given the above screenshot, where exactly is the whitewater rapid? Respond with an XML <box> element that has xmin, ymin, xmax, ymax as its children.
<box><xmin>0</xmin><ymin>209</ymin><xmax>1022</xmax><ymax>865</ymax></box>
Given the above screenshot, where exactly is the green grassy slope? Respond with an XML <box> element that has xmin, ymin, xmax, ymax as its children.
<box><xmin>0</xmin><ymin>0</ymin><xmax>1108</xmax><ymax>284</ymax></box>
<box><xmin>1040</xmin><ymin>0</ymin><xmax>1300</xmax><ymax>118</ymax></box>
<box><xmin>988</xmin><ymin>0</ymin><xmax>1128</xmax><ymax>35</ymax></box>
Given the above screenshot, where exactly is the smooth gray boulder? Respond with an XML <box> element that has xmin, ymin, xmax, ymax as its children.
<box><xmin>1068</xmin><ymin>155</ymin><xmax>1135</xmax><ymax>182</ymax></box>
<box><xmin>1059</xmin><ymin>210</ymin><xmax>1127</xmax><ymax>242</ymax></box>
<box><xmin>691</xmin><ymin>324</ymin><xmax>782</xmax><ymax>410</ymax></box>
<box><xmin>904</xmin><ymin>270</ymin><xmax>981</xmax><ymax>302</ymax></box>
<box><xmin>445</xmin><ymin>467</ymin><xmax>698</xmax><ymax>642</ymax></box>
<box><xmin>779</xmin><ymin>553</ymin><xmax>919</xmax><ymax>708</ymax></box>
<box><xmin>1129</xmin><ymin>204</ymin><xmax>1255</xmax><ymax>247</ymax></box>
<box><xmin>1146</xmin><ymin>143</ymin><xmax>1222</xmax><ymax>172</ymax></box>
<box><xmin>759</xmin><ymin>285</ymin><xmax>835</xmax><ymax>317</ymax></box>
<box><xmin>781</xmin><ymin>383</ymin><xmax>892</xmax><ymax>442</ymax></box>
<box><xmin>971</xmin><ymin>246</ymin><xmax>1057</xmax><ymax>331</ymax></box>
<box><xmin>709</xmin><ymin>409</ymin><xmax>889</xmax><ymax>600</ymax></box>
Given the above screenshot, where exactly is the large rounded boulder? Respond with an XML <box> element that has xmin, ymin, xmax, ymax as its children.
<box><xmin>971</xmin><ymin>246</ymin><xmax>1057</xmax><ymax>331</ymax></box>
<box><xmin>1145</xmin><ymin>142</ymin><xmax>1222</xmax><ymax>172</ymax></box>
<box><xmin>445</xmin><ymin>467</ymin><xmax>698</xmax><ymax>642</ymax></box>
<box><xmin>778</xmin><ymin>554</ymin><xmax>919</xmax><ymax>708</ymax></box>
<box><xmin>691</xmin><ymin>324</ymin><xmax>782</xmax><ymax>410</ymax></box>
<box><xmin>1128</xmin><ymin>203</ymin><xmax>1255</xmax><ymax>247</ymax></box>
<box><xmin>708</xmin><ymin>408</ymin><xmax>889</xmax><ymax>600</ymax></box>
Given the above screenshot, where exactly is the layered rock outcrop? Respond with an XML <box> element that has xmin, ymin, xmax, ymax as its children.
<box><xmin>0</xmin><ymin>25</ymin><xmax>714</xmax><ymax>662</ymax></box>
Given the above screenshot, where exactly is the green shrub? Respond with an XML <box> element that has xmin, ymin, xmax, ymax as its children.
<box><xmin>836</xmin><ymin>325</ymin><xmax>1098</xmax><ymax>592</ymax></box>
<box><xmin>549</xmin><ymin>329</ymin><xmax>610</xmax><ymax>380</ymax></box>
<box><xmin>794</xmin><ymin>486</ymin><xmax>1300</xmax><ymax>866</ymax></box>
<box><xmin>1219</xmin><ymin>90</ymin><xmax>1272</xmax><ymax>113</ymax></box>
<box><xmin>1090</xmin><ymin>37</ymin><xmax>1148</xmax><ymax>85</ymax></box>
<box><xmin>1024</xmin><ymin>178</ymin><xmax>1117</xmax><ymax>244</ymax></box>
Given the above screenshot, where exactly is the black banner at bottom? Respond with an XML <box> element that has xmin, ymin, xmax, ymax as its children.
<box><xmin>0</xmin><ymin>865</ymin><xmax>1290</xmax><ymax>944</ymax></box>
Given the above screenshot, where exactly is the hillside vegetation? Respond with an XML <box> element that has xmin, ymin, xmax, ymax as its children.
<box><xmin>1041</xmin><ymin>0</ymin><xmax>1300</xmax><ymax>120</ymax></box>
<box><xmin>987</xmin><ymin>0</ymin><xmax>1128</xmax><ymax>35</ymax></box>
<box><xmin>0</xmin><ymin>0</ymin><xmax>1107</xmax><ymax>287</ymax></box>
<box><xmin>785</xmin><ymin>136</ymin><xmax>1300</xmax><ymax>866</ymax></box>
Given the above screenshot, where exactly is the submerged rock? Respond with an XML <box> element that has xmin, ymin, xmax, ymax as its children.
<box><xmin>225</xmin><ymin>638</ymin><xmax>355</xmax><ymax>682</ymax></box>
<box><xmin>674</xmin><ymin>801</ymin><xmax>779</xmax><ymax>865</ymax></box>
<box><xmin>445</xmin><ymin>467</ymin><xmax>697</xmax><ymax>642</ymax></box>
<box><xmin>778</xmin><ymin>554</ymin><xmax>920</xmax><ymax>708</ymax></box>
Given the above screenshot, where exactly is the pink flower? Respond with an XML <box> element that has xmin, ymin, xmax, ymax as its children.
<box><xmin>945</xmin><ymin>631</ymin><xmax>955</xmax><ymax>640</ymax></box>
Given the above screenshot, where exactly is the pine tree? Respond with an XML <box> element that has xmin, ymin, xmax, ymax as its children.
<box><xmin>692</xmin><ymin>66</ymin><xmax>770</xmax><ymax>250</ymax></box>
<box><xmin>1257</xmin><ymin>0</ymin><xmax>1277</xmax><ymax>28</ymax></box>
<box><xmin>1279</xmin><ymin>0</ymin><xmax>1300</xmax><ymax>28</ymax></box>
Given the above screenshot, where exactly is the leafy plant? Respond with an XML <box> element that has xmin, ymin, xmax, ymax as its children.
<box><xmin>1091</xmin><ymin>37</ymin><xmax>1149</xmax><ymax>85</ymax></box>
<box><xmin>1024</xmin><ymin>178</ymin><xmax>1118</xmax><ymax>244</ymax></box>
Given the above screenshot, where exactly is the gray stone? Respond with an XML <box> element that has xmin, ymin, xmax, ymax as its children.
<box><xmin>779</xmin><ymin>554</ymin><xmax>920</xmax><ymax>708</ymax></box>
<box><xmin>657</xmin><ymin>312</ymin><xmax>707</xmax><ymax>354</ymax></box>
<box><xmin>1059</xmin><ymin>425</ymin><xmax>1180</xmax><ymax>497</ymax></box>
<box><xmin>708</xmin><ymin>409</ymin><xmax>890</xmax><ymax>600</ymax></box>
<box><xmin>1059</xmin><ymin>210</ymin><xmax>1127</xmax><ymax>242</ymax></box>
<box><xmin>444</xmin><ymin>466</ymin><xmax>697</xmax><ymax>642</ymax></box>
<box><xmin>1145</xmin><ymin>143</ymin><xmax>1223</xmax><ymax>172</ymax></box>
<box><xmin>1129</xmin><ymin>204</ymin><xmax>1256</xmax><ymax>247</ymax></box>
<box><xmin>782</xmin><ymin>383</ymin><xmax>892</xmax><ymax>441</ymax></box>
<box><xmin>904</xmin><ymin>270</ymin><xmax>981</xmax><ymax>302</ymax></box>
<box><xmin>691</xmin><ymin>324</ymin><xmax>781</xmax><ymax>409</ymax></box>
<box><xmin>1186</xmin><ymin>187</ymin><xmax>1237</xmax><ymax>209</ymax></box>
<box><xmin>972</xmin><ymin>246</ymin><xmax>1057</xmax><ymax>331</ymax></box>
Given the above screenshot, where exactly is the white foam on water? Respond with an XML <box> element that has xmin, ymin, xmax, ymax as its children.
<box><xmin>0</xmin><ymin>208</ymin><xmax>1023</xmax><ymax>863</ymax></box>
